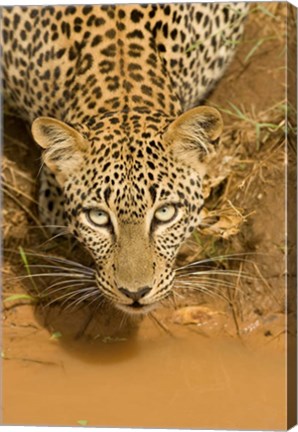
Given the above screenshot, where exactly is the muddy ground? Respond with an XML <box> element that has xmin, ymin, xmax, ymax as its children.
<box><xmin>1</xmin><ymin>3</ymin><xmax>296</xmax><ymax>429</ymax></box>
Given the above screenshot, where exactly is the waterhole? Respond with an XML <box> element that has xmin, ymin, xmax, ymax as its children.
<box><xmin>3</xmin><ymin>305</ymin><xmax>286</xmax><ymax>430</ymax></box>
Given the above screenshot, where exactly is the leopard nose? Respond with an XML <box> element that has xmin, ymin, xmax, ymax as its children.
<box><xmin>119</xmin><ymin>286</ymin><xmax>152</xmax><ymax>301</ymax></box>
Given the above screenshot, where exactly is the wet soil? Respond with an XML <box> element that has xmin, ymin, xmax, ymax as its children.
<box><xmin>1</xmin><ymin>3</ymin><xmax>295</xmax><ymax>429</ymax></box>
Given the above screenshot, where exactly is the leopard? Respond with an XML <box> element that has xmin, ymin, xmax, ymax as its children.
<box><xmin>1</xmin><ymin>3</ymin><xmax>248</xmax><ymax>314</ymax></box>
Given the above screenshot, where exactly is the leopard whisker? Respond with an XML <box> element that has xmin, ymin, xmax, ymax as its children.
<box><xmin>175</xmin><ymin>280</ymin><xmax>236</xmax><ymax>297</ymax></box>
<box><xmin>12</xmin><ymin>272</ymin><xmax>93</xmax><ymax>281</ymax></box>
<box><xmin>175</xmin><ymin>277</ymin><xmax>245</xmax><ymax>295</ymax></box>
<box><xmin>4</xmin><ymin>248</ymin><xmax>94</xmax><ymax>273</ymax></box>
<box><xmin>64</xmin><ymin>288</ymin><xmax>100</xmax><ymax>312</ymax></box>
<box><xmin>45</xmin><ymin>286</ymin><xmax>97</xmax><ymax>307</ymax></box>
<box><xmin>175</xmin><ymin>277</ymin><xmax>237</xmax><ymax>288</ymax></box>
<box><xmin>88</xmin><ymin>293</ymin><xmax>106</xmax><ymax>310</ymax></box>
<box><xmin>170</xmin><ymin>290</ymin><xmax>186</xmax><ymax>300</ymax></box>
<box><xmin>175</xmin><ymin>252</ymin><xmax>263</xmax><ymax>272</ymax></box>
<box><xmin>119</xmin><ymin>310</ymin><xmax>130</xmax><ymax>329</ymax></box>
<box><xmin>174</xmin><ymin>283</ymin><xmax>229</xmax><ymax>302</ymax></box>
<box><xmin>28</xmin><ymin>224</ymin><xmax>67</xmax><ymax>230</ymax></box>
<box><xmin>37</xmin><ymin>229</ymin><xmax>70</xmax><ymax>247</ymax></box>
<box><xmin>176</xmin><ymin>268</ymin><xmax>254</xmax><ymax>280</ymax></box>
<box><xmin>42</xmin><ymin>281</ymin><xmax>94</xmax><ymax>296</ymax></box>
<box><xmin>45</xmin><ymin>292</ymin><xmax>80</xmax><ymax>307</ymax></box>
<box><xmin>160</xmin><ymin>295</ymin><xmax>176</xmax><ymax>309</ymax></box>
<box><xmin>39</xmin><ymin>258</ymin><xmax>94</xmax><ymax>273</ymax></box>
<box><xmin>28</xmin><ymin>264</ymin><xmax>94</xmax><ymax>276</ymax></box>
<box><xmin>177</xmin><ymin>270</ymin><xmax>256</xmax><ymax>280</ymax></box>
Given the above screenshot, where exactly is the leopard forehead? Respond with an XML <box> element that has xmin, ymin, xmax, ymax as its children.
<box><xmin>64</xmin><ymin>115</ymin><xmax>204</xmax><ymax>222</ymax></box>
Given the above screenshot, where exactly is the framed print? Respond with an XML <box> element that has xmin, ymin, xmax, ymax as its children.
<box><xmin>1</xmin><ymin>2</ymin><xmax>297</xmax><ymax>429</ymax></box>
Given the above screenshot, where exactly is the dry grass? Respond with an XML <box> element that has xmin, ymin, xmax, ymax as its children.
<box><xmin>175</xmin><ymin>2</ymin><xmax>296</xmax><ymax>331</ymax></box>
<box><xmin>176</xmin><ymin>101</ymin><xmax>289</xmax><ymax>330</ymax></box>
<box><xmin>201</xmin><ymin>101</ymin><xmax>287</xmax><ymax>235</ymax></box>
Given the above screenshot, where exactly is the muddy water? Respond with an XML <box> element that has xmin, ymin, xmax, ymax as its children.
<box><xmin>3</xmin><ymin>312</ymin><xmax>286</xmax><ymax>430</ymax></box>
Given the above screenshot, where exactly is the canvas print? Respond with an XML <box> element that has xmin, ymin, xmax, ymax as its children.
<box><xmin>1</xmin><ymin>2</ymin><xmax>297</xmax><ymax>429</ymax></box>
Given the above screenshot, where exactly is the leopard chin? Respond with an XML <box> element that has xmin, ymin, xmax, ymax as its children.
<box><xmin>116</xmin><ymin>302</ymin><xmax>158</xmax><ymax>315</ymax></box>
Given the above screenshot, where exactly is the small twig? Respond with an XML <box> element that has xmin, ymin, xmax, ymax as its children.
<box><xmin>252</xmin><ymin>262</ymin><xmax>282</xmax><ymax>306</ymax></box>
<box><xmin>149</xmin><ymin>312</ymin><xmax>175</xmax><ymax>337</ymax></box>
<box><xmin>3</xmin><ymin>180</ymin><xmax>38</xmax><ymax>205</ymax></box>
<box><xmin>2</xmin><ymin>355</ymin><xmax>59</xmax><ymax>366</ymax></box>
<box><xmin>75</xmin><ymin>312</ymin><xmax>95</xmax><ymax>340</ymax></box>
<box><xmin>264</xmin><ymin>329</ymin><xmax>286</xmax><ymax>345</ymax></box>
<box><xmin>2</xmin><ymin>187</ymin><xmax>47</xmax><ymax>236</ymax></box>
<box><xmin>3</xmin><ymin>132</ymin><xmax>32</xmax><ymax>150</ymax></box>
<box><xmin>3</xmin><ymin>301</ymin><xmax>37</xmax><ymax>311</ymax></box>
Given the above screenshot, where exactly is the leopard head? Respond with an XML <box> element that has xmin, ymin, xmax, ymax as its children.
<box><xmin>32</xmin><ymin>106</ymin><xmax>223</xmax><ymax>314</ymax></box>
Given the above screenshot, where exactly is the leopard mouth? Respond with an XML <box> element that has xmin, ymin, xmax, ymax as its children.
<box><xmin>116</xmin><ymin>301</ymin><xmax>157</xmax><ymax>315</ymax></box>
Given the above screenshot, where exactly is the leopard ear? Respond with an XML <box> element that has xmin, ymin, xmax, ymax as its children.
<box><xmin>164</xmin><ymin>106</ymin><xmax>223</xmax><ymax>172</ymax></box>
<box><xmin>32</xmin><ymin>117</ymin><xmax>88</xmax><ymax>185</ymax></box>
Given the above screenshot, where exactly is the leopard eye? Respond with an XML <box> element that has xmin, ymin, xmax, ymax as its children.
<box><xmin>154</xmin><ymin>204</ymin><xmax>177</xmax><ymax>223</ymax></box>
<box><xmin>87</xmin><ymin>209</ymin><xmax>110</xmax><ymax>227</ymax></box>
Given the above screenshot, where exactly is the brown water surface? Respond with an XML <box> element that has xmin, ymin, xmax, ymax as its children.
<box><xmin>3</xmin><ymin>307</ymin><xmax>286</xmax><ymax>430</ymax></box>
